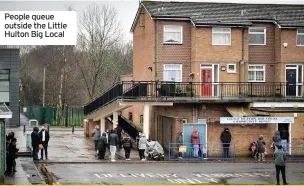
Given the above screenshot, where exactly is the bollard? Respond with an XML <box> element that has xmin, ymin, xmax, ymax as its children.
<box><xmin>23</xmin><ymin>124</ymin><xmax>26</xmax><ymax>133</ymax></box>
<box><xmin>47</xmin><ymin>124</ymin><xmax>50</xmax><ymax>134</ymax></box>
<box><xmin>72</xmin><ymin>125</ymin><xmax>75</xmax><ymax>135</ymax></box>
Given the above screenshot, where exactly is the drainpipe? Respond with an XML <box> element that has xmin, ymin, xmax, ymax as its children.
<box><xmin>154</xmin><ymin>19</ymin><xmax>158</xmax><ymax>81</ymax></box>
<box><xmin>240</xmin><ymin>28</ymin><xmax>245</xmax><ymax>82</ymax></box>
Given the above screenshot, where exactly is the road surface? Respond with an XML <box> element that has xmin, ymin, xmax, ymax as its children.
<box><xmin>47</xmin><ymin>163</ymin><xmax>304</xmax><ymax>184</ymax></box>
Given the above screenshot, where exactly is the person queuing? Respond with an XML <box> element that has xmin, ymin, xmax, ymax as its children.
<box><xmin>138</xmin><ymin>133</ymin><xmax>147</xmax><ymax>161</ymax></box>
<box><xmin>108</xmin><ymin>129</ymin><xmax>119</xmax><ymax>162</ymax></box>
<box><xmin>39</xmin><ymin>125</ymin><xmax>50</xmax><ymax>160</ymax></box>
<box><xmin>122</xmin><ymin>134</ymin><xmax>132</xmax><ymax>161</ymax></box>
<box><xmin>5</xmin><ymin>132</ymin><xmax>19</xmax><ymax>176</ymax></box>
<box><xmin>97</xmin><ymin>132</ymin><xmax>108</xmax><ymax>160</ymax></box>
<box><xmin>92</xmin><ymin>125</ymin><xmax>101</xmax><ymax>154</ymax></box>
<box><xmin>31</xmin><ymin>127</ymin><xmax>40</xmax><ymax>161</ymax></box>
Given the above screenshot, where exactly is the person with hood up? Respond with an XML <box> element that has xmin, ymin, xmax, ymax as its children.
<box><xmin>220</xmin><ymin>128</ymin><xmax>232</xmax><ymax>158</ymax></box>
<box><xmin>39</xmin><ymin>125</ymin><xmax>50</xmax><ymax>160</ymax></box>
<box><xmin>257</xmin><ymin>135</ymin><xmax>266</xmax><ymax>161</ymax></box>
<box><xmin>92</xmin><ymin>125</ymin><xmax>101</xmax><ymax>153</ymax></box>
<box><xmin>176</xmin><ymin>132</ymin><xmax>183</xmax><ymax>159</ymax></box>
<box><xmin>97</xmin><ymin>132</ymin><xmax>108</xmax><ymax>160</ymax></box>
<box><xmin>191</xmin><ymin>130</ymin><xmax>200</xmax><ymax>158</ymax></box>
<box><xmin>273</xmin><ymin>131</ymin><xmax>282</xmax><ymax>152</ymax></box>
<box><xmin>115</xmin><ymin>125</ymin><xmax>123</xmax><ymax>150</ymax></box>
<box><xmin>274</xmin><ymin>145</ymin><xmax>288</xmax><ymax>185</ymax></box>
<box><xmin>122</xmin><ymin>134</ymin><xmax>132</xmax><ymax>160</ymax></box>
<box><xmin>138</xmin><ymin>133</ymin><xmax>147</xmax><ymax>161</ymax></box>
<box><xmin>31</xmin><ymin>127</ymin><xmax>40</xmax><ymax>161</ymax></box>
<box><xmin>108</xmin><ymin>129</ymin><xmax>119</xmax><ymax>162</ymax></box>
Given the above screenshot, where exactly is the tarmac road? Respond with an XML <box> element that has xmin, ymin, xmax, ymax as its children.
<box><xmin>47</xmin><ymin>163</ymin><xmax>304</xmax><ymax>184</ymax></box>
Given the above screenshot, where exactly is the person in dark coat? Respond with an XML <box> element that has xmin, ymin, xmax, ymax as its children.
<box><xmin>38</xmin><ymin>125</ymin><xmax>50</xmax><ymax>160</ymax></box>
<box><xmin>274</xmin><ymin>145</ymin><xmax>288</xmax><ymax>185</ymax></box>
<box><xmin>257</xmin><ymin>135</ymin><xmax>266</xmax><ymax>161</ymax></box>
<box><xmin>115</xmin><ymin>125</ymin><xmax>122</xmax><ymax>149</ymax></box>
<box><xmin>31</xmin><ymin>127</ymin><xmax>41</xmax><ymax>160</ymax></box>
<box><xmin>122</xmin><ymin>134</ymin><xmax>132</xmax><ymax>160</ymax></box>
<box><xmin>97</xmin><ymin>132</ymin><xmax>108</xmax><ymax>160</ymax></box>
<box><xmin>108</xmin><ymin>129</ymin><xmax>119</xmax><ymax>162</ymax></box>
<box><xmin>280</xmin><ymin>127</ymin><xmax>289</xmax><ymax>153</ymax></box>
<box><xmin>273</xmin><ymin>131</ymin><xmax>282</xmax><ymax>152</ymax></box>
<box><xmin>220</xmin><ymin>128</ymin><xmax>232</xmax><ymax>158</ymax></box>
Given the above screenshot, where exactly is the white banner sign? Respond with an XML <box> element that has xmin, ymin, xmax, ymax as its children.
<box><xmin>220</xmin><ymin>117</ymin><xmax>294</xmax><ymax>124</ymax></box>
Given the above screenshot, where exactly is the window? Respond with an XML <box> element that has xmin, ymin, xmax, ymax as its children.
<box><xmin>227</xmin><ymin>64</ymin><xmax>236</xmax><ymax>73</ymax></box>
<box><xmin>140</xmin><ymin>115</ymin><xmax>143</xmax><ymax>125</ymax></box>
<box><xmin>163</xmin><ymin>64</ymin><xmax>182</xmax><ymax>82</ymax></box>
<box><xmin>212</xmin><ymin>27</ymin><xmax>231</xmax><ymax>45</ymax></box>
<box><xmin>248</xmin><ymin>27</ymin><xmax>266</xmax><ymax>45</ymax></box>
<box><xmin>163</xmin><ymin>25</ymin><xmax>183</xmax><ymax>44</ymax></box>
<box><xmin>248</xmin><ymin>65</ymin><xmax>265</xmax><ymax>82</ymax></box>
<box><xmin>296</xmin><ymin>29</ymin><xmax>304</xmax><ymax>46</ymax></box>
<box><xmin>0</xmin><ymin>70</ymin><xmax>9</xmax><ymax>103</ymax></box>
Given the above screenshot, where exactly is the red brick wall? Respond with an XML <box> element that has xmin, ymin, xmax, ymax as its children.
<box><xmin>248</xmin><ymin>23</ymin><xmax>276</xmax><ymax>82</ymax></box>
<box><xmin>133</xmin><ymin>8</ymin><xmax>154</xmax><ymax>81</ymax></box>
<box><xmin>153</xmin><ymin>103</ymin><xmax>278</xmax><ymax>156</ymax></box>
<box><xmin>156</xmin><ymin>20</ymin><xmax>192</xmax><ymax>81</ymax></box>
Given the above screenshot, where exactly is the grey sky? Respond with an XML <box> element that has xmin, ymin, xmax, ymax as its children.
<box><xmin>1</xmin><ymin>0</ymin><xmax>303</xmax><ymax>43</ymax></box>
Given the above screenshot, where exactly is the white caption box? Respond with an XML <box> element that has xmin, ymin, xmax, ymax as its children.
<box><xmin>0</xmin><ymin>11</ymin><xmax>77</xmax><ymax>45</ymax></box>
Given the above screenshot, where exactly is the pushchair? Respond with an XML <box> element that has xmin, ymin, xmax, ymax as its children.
<box><xmin>145</xmin><ymin>140</ymin><xmax>165</xmax><ymax>161</ymax></box>
<box><xmin>249</xmin><ymin>141</ymin><xmax>258</xmax><ymax>159</ymax></box>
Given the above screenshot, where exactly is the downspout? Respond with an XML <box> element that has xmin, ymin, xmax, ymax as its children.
<box><xmin>154</xmin><ymin>19</ymin><xmax>158</xmax><ymax>81</ymax></box>
<box><xmin>240</xmin><ymin>28</ymin><xmax>244</xmax><ymax>82</ymax></box>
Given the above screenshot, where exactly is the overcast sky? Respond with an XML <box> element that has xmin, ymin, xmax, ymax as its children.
<box><xmin>1</xmin><ymin>0</ymin><xmax>303</xmax><ymax>43</ymax></box>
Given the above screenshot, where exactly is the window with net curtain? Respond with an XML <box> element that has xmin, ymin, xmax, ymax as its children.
<box><xmin>248</xmin><ymin>65</ymin><xmax>265</xmax><ymax>82</ymax></box>
<box><xmin>163</xmin><ymin>64</ymin><xmax>182</xmax><ymax>82</ymax></box>
<box><xmin>163</xmin><ymin>25</ymin><xmax>182</xmax><ymax>44</ymax></box>
<box><xmin>212</xmin><ymin>27</ymin><xmax>231</xmax><ymax>45</ymax></box>
<box><xmin>249</xmin><ymin>28</ymin><xmax>266</xmax><ymax>45</ymax></box>
<box><xmin>297</xmin><ymin>29</ymin><xmax>304</xmax><ymax>46</ymax></box>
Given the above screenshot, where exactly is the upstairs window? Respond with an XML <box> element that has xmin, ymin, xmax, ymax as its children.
<box><xmin>163</xmin><ymin>25</ymin><xmax>183</xmax><ymax>44</ymax></box>
<box><xmin>248</xmin><ymin>27</ymin><xmax>266</xmax><ymax>45</ymax></box>
<box><xmin>248</xmin><ymin>65</ymin><xmax>265</xmax><ymax>82</ymax></box>
<box><xmin>296</xmin><ymin>29</ymin><xmax>304</xmax><ymax>46</ymax></box>
<box><xmin>212</xmin><ymin>27</ymin><xmax>231</xmax><ymax>45</ymax></box>
<box><xmin>163</xmin><ymin>64</ymin><xmax>182</xmax><ymax>82</ymax></box>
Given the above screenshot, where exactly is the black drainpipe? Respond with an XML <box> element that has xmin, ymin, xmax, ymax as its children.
<box><xmin>241</xmin><ymin>27</ymin><xmax>245</xmax><ymax>82</ymax></box>
<box><xmin>154</xmin><ymin>19</ymin><xmax>158</xmax><ymax>81</ymax></box>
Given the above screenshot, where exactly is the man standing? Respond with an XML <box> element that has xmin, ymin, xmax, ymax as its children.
<box><xmin>92</xmin><ymin>125</ymin><xmax>101</xmax><ymax>153</ymax></box>
<box><xmin>274</xmin><ymin>145</ymin><xmax>288</xmax><ymax>185</ymax></box>
<box><xmin>31</xmin><ymin>127</ymin><xmax>40</xmax><ymax>161</ymax></box>
<box><xmin>108</xmin><ymin>129</ymin><xmax>118</xmax><ymax>162</ymax></box>
<box><xmin>220</xmin><ymin>128</ymin><xmax>232</xmax><ymax>158</ymax></box>
<box><xmin>39</xmin><ymin>125</ymin><xmax>50</xmax><ymax>160</ymax></box>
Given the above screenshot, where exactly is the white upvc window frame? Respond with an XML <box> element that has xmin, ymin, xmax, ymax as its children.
<box><xmin>296</xmin><ymin>29</ymin><xmax>304</xmax><ymax>46</ymax></box>
<box><xmin>248</xmin><ymin>64</ymin><xmax>266</xmax><ymax>82</ymax></box>
<box><xmin>163</xmin><ymin>25</ymin><xmax>183</xmax><ymax>44</ymax></box>
<box><xmin>227</xmin><ymin>64</ymin><xmax>236</xmax><ymax>73</ymax></box>
<box><xmin>163</xmin><ymin>64</ymin><xmax>183</xmax><ymax>82</ymax></box>
<box><xmin>248</xmin><ymin>27</ymin><xmax>266</xmax><ymax>46</ymax></box>
<box><xmin>212</xmin><ymin>27</ymin><xmax>231</xmax><ymax>46</ymax></box>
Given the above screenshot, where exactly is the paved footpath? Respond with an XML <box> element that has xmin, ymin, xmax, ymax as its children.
<box><xmin>47</xmin><ymin>163</ymin><xmax>304</xmax><ymax>184</ymax></box>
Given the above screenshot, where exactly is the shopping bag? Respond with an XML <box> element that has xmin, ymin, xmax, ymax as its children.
<box><xmin>179</xmin><ymin>145</ymin><xmax>187</xmax><ymax>153</ymax></box>
<box><xmin>39</xmin><ymin>144</ymin><xmax>43</xmax><ymax>149</ymax></box>
<box><xmin>264</xmin><ymin>148</ymin><xmax>267</xmax><ymax>156</ymax></box>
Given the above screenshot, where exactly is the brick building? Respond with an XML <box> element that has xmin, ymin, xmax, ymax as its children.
<box><xmin>85</xmin><ymin>1</ymin><xmax>304</xmax><ymax>156</ymax></box>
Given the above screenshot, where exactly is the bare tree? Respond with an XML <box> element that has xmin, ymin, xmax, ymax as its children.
<box><xmin>75</xmin><ymin>3</ymin><xmax>122</xmax><ymax>100</ymax></box>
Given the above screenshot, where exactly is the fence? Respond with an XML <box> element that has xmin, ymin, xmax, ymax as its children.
<box><xmin>21</xmin><ymin>105</ymin><xmax>84</xmax><ymax>126</ymax></box>
<box><xmin>168</xmin><ymin>142</ymin><xmax>236</xmax><ymax>161</ymax></box>
<box><xmin>0</xmin><ymin>121</ymin><xmax>6</xmax><ymax>183</ymax></box>
<box><xmin>284</xmin><ymin>142</ymin><xmax>304</xmax><ymax>160</ymax></box>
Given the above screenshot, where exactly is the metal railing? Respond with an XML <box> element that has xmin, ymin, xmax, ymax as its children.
<box><xmin>84</xmin><ymin>81</ymin><xmax>304</xmax><ymax>116</ymax></box>
<box><xmin>168</xmin><ymin>142</ymin><xmax>236</xmax><ymax>161</ymax></box>
<box><xmin>277</xmin><ymin>142</ymin><xmax>304</xmax><ymax>160</ymax></box>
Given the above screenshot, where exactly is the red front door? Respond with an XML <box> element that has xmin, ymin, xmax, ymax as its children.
<box><xmin>201</xmin><ymin>68</ymin><xmax>212</xmax><ymax>96</ymax></box>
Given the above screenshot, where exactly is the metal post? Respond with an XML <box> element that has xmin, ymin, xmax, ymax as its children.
<box><xmin>47</xmin><ymin>124</ymin><xmax>50</xmax><ymax>134</ymax></box>
<box><xmin>42</xmin><ymin>68</ymin><xmax>46</xmax><ymax>107</ymax></box>
<box><xmin>72</xmin><ymin>124</ymin><xmax>75</xmax><ymax>134</ymax></box>
<box><xmin>64</xmin><ymin>105</ymin><xmax>68</xmax><ymax>127</ymax></box>
<box><xmin>23</xmin><ymin>124</ymin><xmax>26</xmax><ymax>133</ymax></box>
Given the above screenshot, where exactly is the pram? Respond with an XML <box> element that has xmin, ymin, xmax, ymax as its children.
<box><xmin>248</xmin><ymin>141</ymin><xmax>258</xmax><ymax>159</ymax></box>
<box><xmin>146</xmin><ymin>140</ymin><xmax>165</xmax><ymax>161</ymax></box>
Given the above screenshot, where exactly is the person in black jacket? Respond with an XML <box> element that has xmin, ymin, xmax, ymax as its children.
<box><xmin>115</xmin><ymin>126</ymin><xmax>122</xmax><ymax>149</ymax></box>
<box><xmin>122</xmin><ymin>134</ymin><xmax>132</xmax><ymax>160</ymax></box>
<box><xmin>97</xmin><ymin>132</ymin><xmax>108</xmax><ymax>160</ymax></box>
<box><xmin>39</xmin><ymin>125</ymin><xmax>50</xmax><ymax>160</ymax></box>
<box><xmin>31</xmin><ymin>127</ymin><xmax>40</xmax><ymax>160</ymax></box>
<box><xmin>220</xmin><ymin>128</ymin><xmax>232</xmax><ymax>158</ymax></box>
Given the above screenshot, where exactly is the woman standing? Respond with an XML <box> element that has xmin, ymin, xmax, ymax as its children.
<box><xmin>138</xmin><ymin>133</ymin><xmax>147</xmax><ymax>161</ymax></box>
<box><xmin>122</xmin><ymin>134</ymin><xmax>132</xmax><ymax>160</ymax></box>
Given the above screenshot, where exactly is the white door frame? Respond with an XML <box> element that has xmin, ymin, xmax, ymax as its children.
<box><xmin>285</xmin><ymin>64</ymin><xmax>303</xmax><ymax>97</ymax></box>
<box><xmin>276</xmin><ymin>123</ymin><xmax>291</xmax><ymax>155</ymax></box>
<box><xmin>200</xmin><ymin>64</ymin><xmax>219</xmax><ymax>97</ymax></box>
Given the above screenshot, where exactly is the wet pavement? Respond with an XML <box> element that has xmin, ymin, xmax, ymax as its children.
<box><xmin>47</xmin><ymin>163</ymin><xmax>304</xmax><ymax>184</ymax></box>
